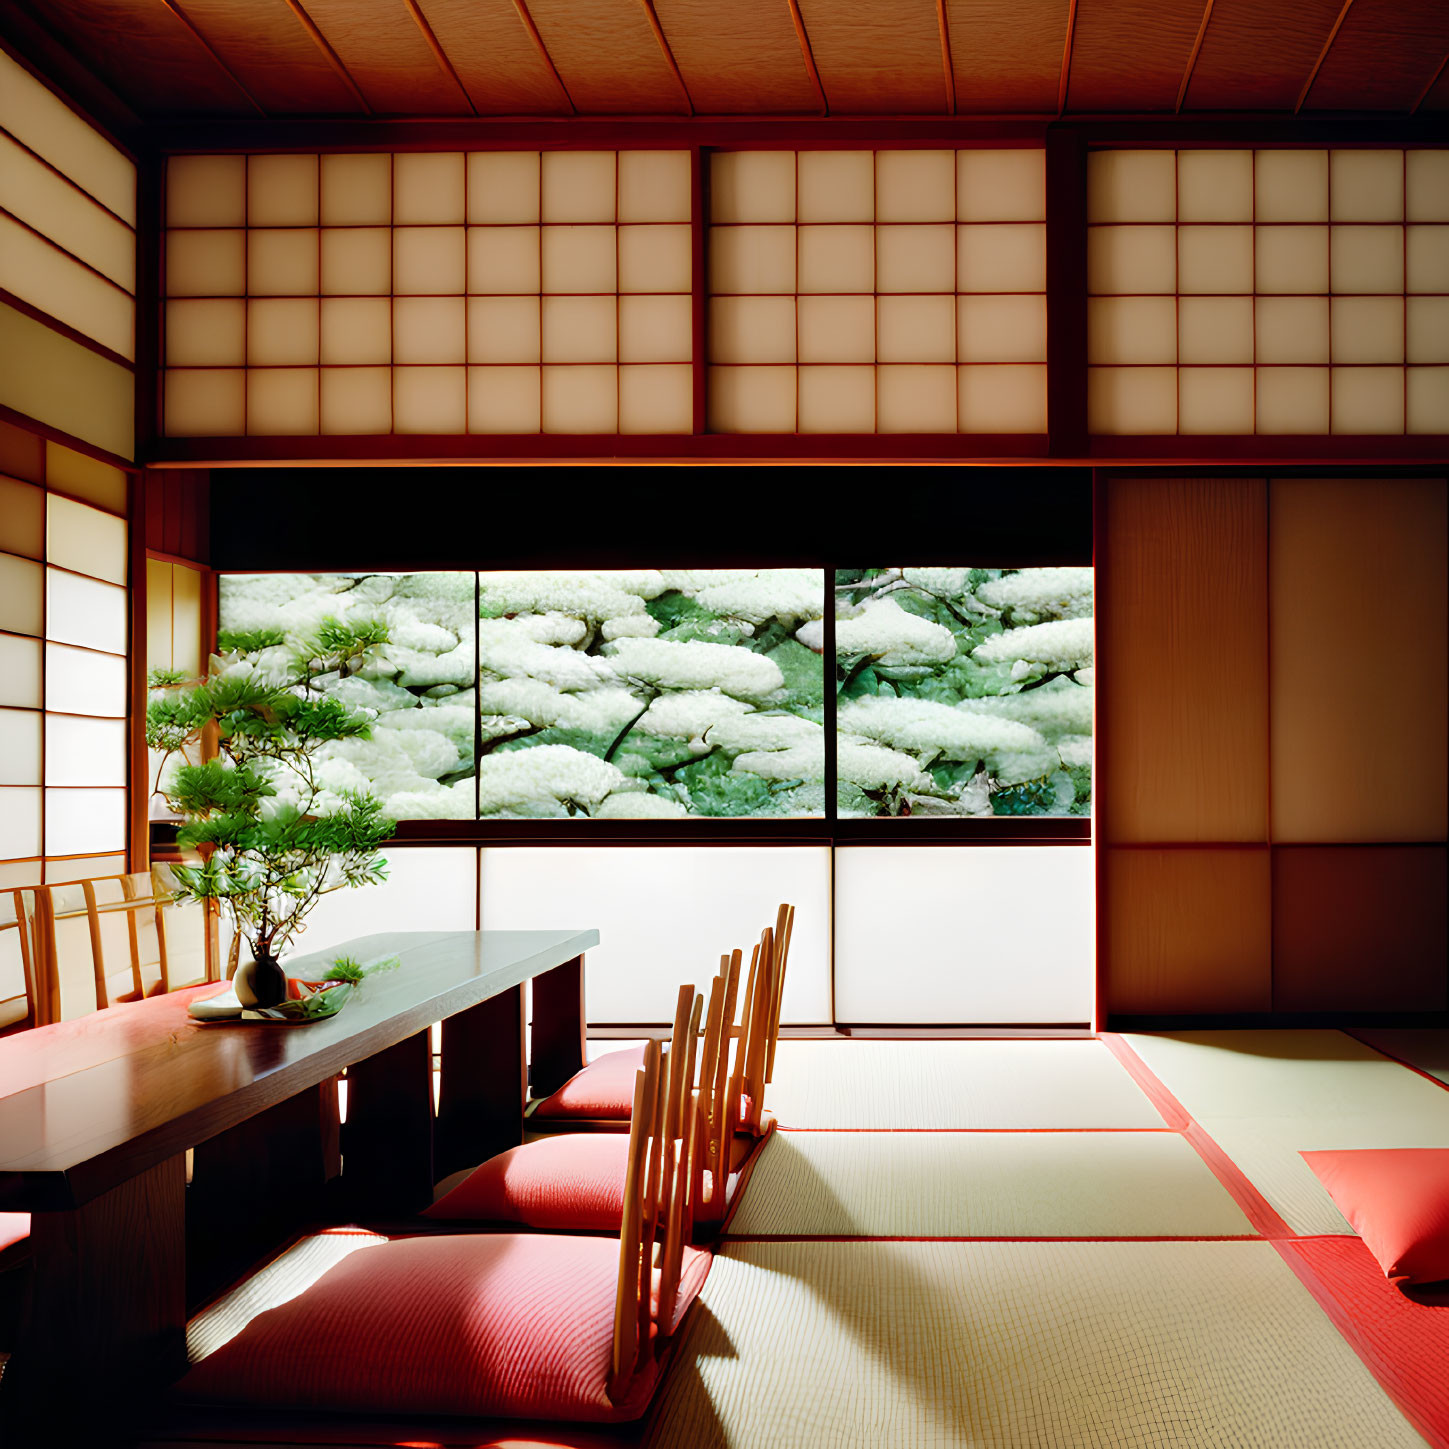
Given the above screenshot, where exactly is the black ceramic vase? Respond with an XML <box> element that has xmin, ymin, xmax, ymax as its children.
<box><xmin>235</xmin><ymin>950</ymin><xmax>289</xmax><ymax>1009</ymax></box>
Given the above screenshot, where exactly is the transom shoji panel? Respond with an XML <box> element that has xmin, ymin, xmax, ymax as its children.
<box><xmin>162</xmin><ymin>151</ymin><xmax>692</xmax><ymax>437</ymax></box>
<box><xmin>1087</xmin><ymin>148</ymin><xmax>1449</xmax><ymax>436</ymax></box>
<box><xmin>707</xmin><ymin>149</ymin><xmax>1047</xmax><ymax>434</ymax></box>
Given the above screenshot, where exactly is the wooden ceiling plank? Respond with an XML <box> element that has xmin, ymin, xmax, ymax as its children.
<box><xmin>523</xmin><ymin>0</ymin><xmax>690</xmax><ymax>114</ymax></box>
<box><xmin>158</xmin><ymin>0</ymin><xmax>267</xmax><ymax>116</ymax></box>
<box><xmin>1182</xmin><ymin>0</ymin><xmax>1344</xmax><ymax>112</ymax></box>
<box><xmin>1065</xmin><ymin>0</ymin><xmax>1206</xmax><ymax>113</ymax></box>
<box><xmin>785</xmin><ymin>0</ymin><xmax>830</xmax><ymax>113</ymax></box>
<box><xmin>637</xmin><ymin>0</ymin><xmax>695</xmax><ymax>115</ymax></box>
<box><xmin>1058</xmin><ymin>0</ymin><xmax>1078</xmax><ymax>113</ymax></box>
<box><xmin>1295</xmin><ymin>0</ymin><xmax>1355</xmax><ymax>113</ymax></box>
<box><xmin>1305</xmin><ymin>0</ymin><xmax>1449</xmax><ymax>112</ymax></box>
<box><xmin>944</xmin><ymin>0</ymin><xmax>1068</xmax><ymax>115</ymax></box>
<box><xmin>411</xmin><ymin>0</ymin><xmax>570</xmax><ymax>115</ymax></box>
<box><xmin>510</xmin><ymin>0</ymin><xmax>577</xmax><ymax>113</ymax></box>
<box><xmin>937</xmin><ymin>0</ymin><xmax>957</xmax><ymax>114</ymax></box>
<box><xmin>795</xmin><ymin>0</ymin><xmax>947</xmax><ymax>114</ymax></box>
<box><xmin>402</xmin><ymin>0</ymin><xmax>476</xmax><ymax>114</ymax></box>
<box><xmin>277</xmin><ymin>0</ymin><xmax>373</xmax><ymax>114</ymax></box>
<box><xmin>1413</xmin><ymin>48</ymin><xmax>1449</xmax><ymax>113</ymax></box>
<box><xmin>1174</xmin><ymin>0</ymin><xmax>1216</xmax><ymax>112</ymax></box>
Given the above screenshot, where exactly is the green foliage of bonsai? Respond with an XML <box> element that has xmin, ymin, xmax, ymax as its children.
<box><xmin>146</xmin><ymin>617</ymin><xmax>396</xmax><ymax>966</ymax></box>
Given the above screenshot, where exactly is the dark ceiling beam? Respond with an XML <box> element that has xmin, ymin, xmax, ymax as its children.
<box><xmin>156</xmin><ymin>0</ymin><xmax>268</xmax><ymax>117</ymax></box>
<box><xmin>784</xmin><ymin>0</ymin><xmax>828</xmax><ymax>115</ymax></box>
<box><xmin>1412</xmin><ymin>48</ymin><xmax>1449</xmax><ymax>115</ymax></box>
<box><xmin>637</xmin><ymin>0</ymin><xmax>695</xmax><ymax>116</ymax></box>
<box><xmin>1057</xmin><ymin>0</ymin><xmax>1079</xmax><ymax>115</ymax></box>
<box><xmin>509</xmin><ymin>0</ymin><xmax>576</xmax><ymax>114</ymax></box>
<box><xmin>1175</xmin><ymin>0</ymin><xmax>1215</xmax><ymax>113</ymax></box>
<box><xmin>403</xmin><ymin>0</ymin><xmax>477</xmax><ymax>115</ymax></box>
<box><xmin>936</xmin><ymin>0</ymin><xmax>957</xmax><ymax>115</ymax></box>
<box><xmin>1295</xmin><ymin>0</ymin><xmax>1354</xmax><ymax>114</ymax></box>
<box><xmin>277</xmin><ymin>0</ymin><xmax>373</xmax><ymax>114</ymax></box>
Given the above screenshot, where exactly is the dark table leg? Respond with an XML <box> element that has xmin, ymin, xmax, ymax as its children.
<box><xmin>342</xmin><ymin>1029</ymin><xmax>434</xmax><ymax>1215</ymax></box>
<box><xmin>530</xmin><ymin>952</ymin><xmax>588</xmax><ymax>1097</ymax></box>
<box><xmin>434</xmin><ymin>982</ymin><xmax>526</xmax><ymax>1182</ymax></box>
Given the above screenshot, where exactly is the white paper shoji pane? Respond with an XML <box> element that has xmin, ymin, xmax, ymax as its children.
<box><xmin>468</xmin><ymin>227</ymin><xmax>541</xmax><ymax>295</ymax></box>
<box><xmin>618</xmin><ymin>225</ymin><xmax>690</xmax><ymax>294</ymax></box>
<box><xmin>0</xmin><ymin>861</ymin><xmax>41</xmax><ymax>888</ymax></box>
<box><xmin>246</xmin><ymin>298</ymin><xmax>319</xmax><ymax>366</ymax></box>
<box><xmin>876</xmin><ymin>150</ymin><xmax>955</xmax><ymax>223</ymax></box>
<box><xmin>708</xmin><ymin>366</ymin><xmax>796</xmax><ymax>432</ymax></box>
<box><xmin>1178</xmin><ymin>226</ymin><xmax>1254</xmax><ymax>294</ymax></box>
<box><xmin>1407</xmin><ymin>152</ymin><xmax>1449</xmax><ymax>222</ymax></box>
<box><xmin>467</xmin><ymin>297</ymin><xmax>541</xmax><ymax>364</ymax></box>
<box><xmin>1331</xmin><ymin>226</ymin><xmax>1404</xmax><ymax>294</ymax></box>
<box><xmin>1331</xmin><ymin>367</ymin><xmax>1404</xmax><ymax>433</ymax></box>
<box><xmin>1179</xmin><ymin>296</ymin><xmax>1254</xmax><ymax>364</ymax></box>
<box><xmin>393</xmin><ymin>367</ymin><xmax>466</xmax><ymax>433</ymax></box>
<box><xmin>321</xmin><ymin>228</ymin><xmax>392</xmax><ymax>295</ymax></box>
<box><xmin>1087</xmin><ymin>226</ymin><xmax>1175</xmax><ymax>295</ymax></box>
<box><xmin>1256</xmin><ymin>367</ymin><xmax>1330</xmax><ymax>433</ymax></box>
<box><xmin>1088</xmin><ymin>150</ymin><xmax>1175</xmax><ymax>223</ymax></box>
<box><xmin>1088</xmin><ymin>297</ymin><xmax>1177</xmax><ymax>365</ymax></box>
<box><xmin>0</xmin><ymin>787</ymin><xmax>41</xmax><ymax>859</ymax></box>
<box><xmin>1255</xmin><ymin>150</ymin><xmax>1328</xmax><ymax>222</ymax></box>
<box><xmin>248</xmin><ymin>229</ymin><xmax>320</xmax><ymax>296</ymax></box>
<box><xmin>708</xmin><ymin>226</ymin><xmax>796</xmax><ymax>294</ymax></box>
<box><xmin>46</xmin><ymin>495</ymin><xmax>126</xmax><ymax>586</ymax></box>
<box><xmin>1330</xmin><ymin>151</ymin><xmax>1404</xmax><ymax>223</ymax></box>
<box><xmin>165</xmin><ymin>369</ymin><xmax>245</xmax><ymax>435</ymax></box>
<box><xmin>45</xmin><ymin>715</ymin><xmax>125</xmax><ymax>786</ymax></box>
<box><xmin>876</xmin><ymin>295</ymin><xmax>955</xmax><ymax>363</ymax></box>
<box><xmin>798</xmin><ymin>225</ymin><xmax>874</xmax><ymax>294</ymax></box>
<box><xmin>394</xmin><ymin>227</ymin><xmax>466</xmax><ymax>294</ymax></box>
<box><xmin>1256</xmin><ymin>226</ymin><xmax>1329</xmax><ymax>294</ymax></box>
<box><xmin>797</xmin><ymin>151</ymin><xmax>873</xmax><ymax>223</ymax></box>
<box><xmin>618</xmin><ymin>151</ymin><xmax>690</xmax><ymax>223</ymax></box>
<box><xmin>1408</xmin><ymin>297</ymin><xmax>1449</xmax><ymax>363</ymax></box>
<box><xmin>834</xmin><ymin>847</ymin><xmax>1092</xmax><ymax>1023</ymax></box>
<box><xmin>618</xmin><ymin>364</ymin><xmax>691</xmax><ymax>433</ymax></box>
<box><xmin>0</xmin><ymin>710</ymin><xmax>40</xmax><ymax>785</ymax></box>
<box><xmin>320</xmin><ymin>367</ymin><xmax>392</xmax><ymax>435</ymax></box>
<box><xmin>467</xmin><ymin>152</ymin><xmax>540</xmax><ymax>224</ymax></box>
<box><xmin>1407</xmin><ymin>227</ymin><xmax>1449</xmax><ymax>293</ymax></box>
<box><xmin>393</xmin><ymin>297</ymin><xmax>466</xmax><ymax>364</ymax></box>
<box><xmin>45</xmin><ymin>787</ymin><xmax>125</xmax><ymax>857</ymax></box>
<box><xmin>1407</xmin><ymin>368</ymin><xmax>1449</xmax><ymax>432</ymax></box>
<box><xmin>957</xmin><ymin>294</ymin><xmax>1046</xmax><ymax>363</ymax></box>
<box><xmin>320</xmin><ymin>297</ymin><xmax>391</xmax><ymax>365</ymax></box>
<box><xmin>165</xmin><ymin>298</ymin><xmax>245</xmax><ymax>368</ymax></box>
<box><xmin>709</xmin><ymin>296</ymin><xmax>795</xmax><ymax>364</ymax></box>
<box><xmin>1331</xmin><ymin>297</ymin><xmax>1405</xmax><ymax>364</ymax></box>
<box><xmin>46</xmin><ymin>641</ymin><xmax>126</xmax><ymax>716</ymax></box>
<box><xmin>1088</xmin><ymin>367</ymin><xmax>1176</xmax><ymax>433</ymax></box>
<box><xmin>0</xmin><ymin>553</ymin><xmax>43</xmax><ymax>637</ymax></box>
<box><xmin>46</xmin><ymin>447</ymin><xmax>126</xmax><ymax>518</ymax></box>
<box><xmin>711</xmin><ymin>152</ymin><xmax>794</xmax><ymax>224</ymax></box>
<box><xmin>0</xmin><ymin>634</ymin><xmax>41</xmax><ymax>709</ymax></box>
<box><xmin>541</xmin><ymin>226</ymin><xmax>616</xmax><ymax>294</ymax></box>
<box><xmin>542</xmin><ymin>152</ymin><xmax>616</xmax><ymax>224</ymax></box>
<box><xmin>1179</xmin><ymin>368</ymin><xmax>1255</xmax><ymax>434</ymax></box>
<box><xmin>246</xmin><ymin>369</ymin><xmax>319</xmax><ymax>435</ymax></box>
<box><xmin>0</xmin><ymin>477</ymin><xmax>43</xmax><ymax>560</ymax></box>
<box><xmin>166</xmin><ymin>230</ymin><xmax>245</xmax><ymax>297</ymax></box>
<box><xmin>798</xmin><ymin>295</ymin><xmax>875</xmax><ymax>364</ymax></box>
<box><xmin>167</xmin><ymin>155</ymin><xmax>245</xmax><ymax>228</ymax></box>
<box><xmin>618</xmin><ymin>295</ymin><xmax>690</xmax><ymax>363</ymax></box>
<box><xmin>1177</xmin><ymin>150</ymin><xmax>1253</xmax><ymax>223</ymax></box>
<box><xmin>876</xmin><ymin>364</ymin><xmax>957</xmax><ymax>432</ymax></box>
<box><xmin>320</xmin><ymin>153</ymin><xmax>391</xmax><ymax>226</ymax></box>
<box><xmin>542</xmin><ymin>296</ymin><xmax>616</xmax><ymax>363</ymax></box>
<box><xmin>1257</xmin><ymin>297</ymin><xmax>1330</xmax><ymax>364</ymax></box>
<box><xmin>480</xmin><ymin>845</ymin><xmax>831</xmax><ymax>1024</ymax></box>
<box><xmin>959</xmin><ymin>364</ymin><xmax>1048</xmax><ymax>433</ymax></box>
<box><xmin>877</xmin><ymin>226</ymin><xmax>954</xmax><ymax>293</ymax></box>
<box><xmin>797</xmin><ymin>365</ymin><xmax>875</xmax><ymax>432</ymax></box>
<box><xmin>468</xmin><ymin>366</ymin><xmax>541</xmax><ymax>433</ymax></box>
<box><xmin>541</xmin><ymin>365</ymin><xmax>617</xmax><ymax>433</ymax></box>
<box><xmin>394</xmin><ymin>152</ymin><xmax>464</xmax><ymax>225</ymax></box>
<box><xmin>46</xmin><ymin>567</ymin><xmax>124</xmax><ymax>655</ymax></box>
<box><xmin>957</xmin><ymin>149</ymin><xmax>1046</xmax><ymax>222</ymax></box>
<box><xmin>248</xmin><ymin>154</ymin><xmax>318</xmax><ymax>227</ymax></box>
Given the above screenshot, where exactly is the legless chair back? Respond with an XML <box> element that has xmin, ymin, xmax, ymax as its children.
<box><xmin>765</xmin><ymin>902</ymin><xmax>795</xmax><ymax>1083</ymax></box>
<box><xmin>735</xmin><ymin>925</ymin><xmax>776</xmax><ymax>1137</ymax></box>
<box><xmin>692</xmin><ymin>960</ymin><xmax>741</xmax><ymax>1229</ymax></box>
<box><xmin>0</xmin><ymin>888</ymin><xmax>40</xmax><ymax>1035</ymax></box>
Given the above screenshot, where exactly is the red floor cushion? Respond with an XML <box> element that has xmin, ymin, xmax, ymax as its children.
<box><xmin>532</xmin><ymin>1046</ymin><xmax>645</xmax><ymax>1121</ymax></box>
<box><xmin>179</xmin><ymin>1233</ymin><xmax>663</xmax><ymax>1422</ymax></box>
<box><xmin>1302</xmin><ymin>1147</ymin><xmax>1449</xmax><ymax>1284</ymax></box>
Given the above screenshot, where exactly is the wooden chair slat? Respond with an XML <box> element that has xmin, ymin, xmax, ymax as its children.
<box><xmin>611</xmin><ymin>1038</ymin><xmax>660</xmax><ymax>1389</ymax></box>
<box><xmin>766</xmin><ymin>903</ymin><xmax>795</xmax><ymax>1083</ymax></box>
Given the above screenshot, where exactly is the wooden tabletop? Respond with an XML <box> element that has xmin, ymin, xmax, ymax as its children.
<box><xmin>0</xmin><ymin>929</ymin><xmax>598</xmax><ymax>1213</ymax></box>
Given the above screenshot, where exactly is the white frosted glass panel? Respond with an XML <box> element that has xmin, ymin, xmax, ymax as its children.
<box><xmin>1086</xmin><ymin>227</ymin><xmax>1175</xmax><ymax>295</ymax></box>
<box><xmin>797</xmin><ymin>225</ymin><xmax>874</xmax><ymax>294</ymax></box>
<box><xmin>618</xmin><ymin>364</ymin><xmax>691</xmax><ymax>433</ymax></box>
<box><xmin>541</xmin><ymin>297</ymin><xmax>616</xmax><ymax>363</ymax></box>
<box><xmin>468</xmin><ymin>366</ymin><xmax>541</xmax><ymax>433</ymax></box>
<box><xmin>877</xmin><ymin>295</ymin><xmax>955</xmax><ymax>362</ymax></box>
<box><xmin>797</xmin><ymin>151</ymin><xmax>873</xmax><ymax>223</ymax></box>
<box><xmin>708</xmin><ymin>366</ymin><xmax>796</xmax><ymax>432</ymax></box>
<box><xmin>617</xmin><ymin>225</ymin><xmax>690</xmax><ymax>294</ymax></box>
<box><xmin>468</xmin><ymin>153</ymin><xmax>540</xmax><ymax>224</ymax></box>
<box><xmin>1407</xmin><ymin>368</ymin><xmax>1449</xmax><ymax>432</ymax></box>
<box><xmin>1088</xmin><ymin>151</ymin><xmax>1175</xmax><ymax>223</ymax></box>
<box><xmin>541</xmin><ymin>226</ymin><xmax>616</xmax><ymax>293</ymax></box>
<box><xmin>1179</xmin><ymin>367</ymin><xmax>1255</xmax><ymax>434</ymax></box>
<box><xmin>877</xmin><ymin>226</ymin><xmax>954</xmax><ymax>293</ymax></box>
<box><xmin>248</xmin><ymin>230</ymin><xmax>320</xmax><ymax>296</ymax></box>
<box><xmin>1256</xmin><ymin>367</ymin><xmax>1330</xmax><ymax>433</ymax></box>
<box><xmin>1088</xmin><ymin>367</ymin><xmax>1176</xmax><ymax>434</ymax></box>
<box><xmin>394</xmin><ymin>297</ymin><xmax>466</xmax><ymax>364</ymax></box>
<box><xmin>47</xmin><ymin>495</ymin><xmax>126</xmax><ymax>585</ymax></box>
<box><xmin>1256</xmin><ymin>227</ymin><xmax>1329</xmax><ymax>294</ymax></box>
<box><xmin>1255</xmin><ymin>150</ymin><xmax>1328</xmax><ymax>222</ymax></box>
<box><xmin>1408</xmin><ymin>297</ymin><xmax>1449</xmax><ymax>363</ymax></box>
<box><xmin>1179</xmin><ymin>296</ymin><xmax>1254</xmax><ymax>364</ymax></box>
<box><xmin>1331</xmin><ymin>367</ymin><xmax>1404</xmax><ymax>433</ymax></box>
<box><xmin>320</xmin><ymin>298</ymin><xmax>391</xmax><ymax>365</ymax></box>
<box><xmin>541</xmin><ymin>365</ymin><xmax>617</xmax><ymax>433</ymax></box>
<box><xmin>285</xmin><ymin>847</ymin><xmax>477</xmax><ymax>961</ymax></box>
<box><xmin>0</xmin><ymin>635</ymin><xmax>42</xmax><ymax>708</ymax></box>
<box><xmin>711</xmin><ymin>152</ymin><xmax>794</xmax><ymax>224</ymax></box>
<box><xmin>167</xmin><ymin>155</ymin><xmax>245</xmax><ymax>228</ymax></box>
<box><xmin>45</xmin><ymin>445</ymin><xmax>126</xmax><ymax>517</ymax></box>
<box><xmin>1178</xmin><ymin>226</ymin><xmax>1253</xmax><ymax>293</ymax></box>
<box><xmin>957</xmin><ymin>149</ymin><xmax>1045</xmax><ymax>222</ymax></box>
<box><xmin>247</xmin><ymin>368</ymin><xmax>319</xmax><ymax>435</ymax></box>
<box><xmin>468</xmin><ymin>297</ymin><xmax>541</xmax><ymax>364</ymax></box>
<box><xmin>834</xmin><ymin>847</ymin><xmax>1092</xmax><ymax>1023</ymax></box>
<box><xmin>393</xmin><ymin>367</ymin><xmax>466</xmax><ymax>433</ymax></box>
<box><xmin>0</xmin><ymin>787</ymin><xmax>41</xmax><ymax>858</ymax></box>
<box><xmin>1088</xmin><ymin>297</ymin><xmax>1176</xmax><ymax>365</ymax></box>
<box><xmin>876</xmin><ymin>365</ymin><xmax>957</xmax><ymax>432</ymax></box>
<box><xmin>1407</xmin><ymin>227</ymin><xmax>1449</xmax><ymax>293</ymax></box>
<box><xmin>320</xmin><ymin>153</ymin><xmax>391</xmax><ymax>226</ymax></box>
<box><xmin>321</xmin><ymin>228</ymin><xmax>391</xmax><ymax>295</ymax></box>
<box><xmin>959</xmin><ymin>364</ymin><xmax>1047</xmax><ymax>433</ymax></box>
<box><xmin>394</xmin><ymin>153</ymin><xmax>464</xmax><ymax>224</ymax></box>
<box><xmin>1407</xmin><ymin>152</ymin><xmax>1449</xmax><ymax>222</ymax></box>
<box><xmin>468</xmin><ymin>227</ymin><xmax>541</xmax><ymax>294</ymax></box>
<box><xmin>541</xmin><ymin>152</ymin><xmax>615</xmax><ymax>224</ymax></box>
<box><xmin>48</xmin><ymin>640</ymin><xmax>127</xmax><ymax>716</ymax></box>
<box><xmin>1331</xmin><ymin>226</ymin><xmax>1404</xmax><ymax>294</ymax></box>
<box><xmin>957</xmin><ymin>295</ymin><xmax>1047</xmax><ymax>364</ymax></box>
<box><xmin>797</xmin><ymin>365</ymin><xmax>875</xmax><ymax>432</ymax></box>
<box><xmin>248</xmin><ymin>154</ymin><xmax>318</xmax><ymax>227</ymax></box>
<box><xmin>45</xmin><ymin>787</ymin><xmax>125</xmax><ymax>857</ymax></box>
<box><xmin>617</xmin><ymin>151</ymin><xmax>690</xmax><ymax>223</ymax></box>
<box><xmin>247</xmin><ymin>298</ymin><xmax>320</xmax><ymax>366</ymax></box>
<box><xmin>1257</xmin><ymin>297</ymin><xmax>1330</xmax><ymax>364</ymax></box>
<box><xmin>0</xmin><ymin>477</ymin><xmax>44</xmax><ymax>558</ymax></box>
<box><xmin>618</xmin><ymin>295</ymin><xmax>690</xmax><ymax>363</ymax></box>
<box><xmin>165</xmin><ymin>369</ymin><xmax>245</xmax><ymax>435</ymax></box>
<box><xmin>166</xmin><ymin>298</ymin><xmax>245</xmax><ymax>367</ymax></box>
<box><xmin>1331</xmin><ymin>297</ymin><xmax>1405</xmax><ymax>364</ymax></box>
<box><xmin>709</xmin><ymin>297</ymin><xmax>795</xmax><ymax>364</ymax></box>
<box><xmin>0</xmin><ymin>709</ymin><xmax>41</xmax><ymax>784</ymax></box>
<box><xmin>166</xmin><ymin>229</ymin><xmax>245</xmax><ymax>297</ymax></box>
<box><xmin>875</xmin><ymin>150</ymin><xmax>954</xmax><ymax>222</ymax></box>
<box><xmin>394</xmin><ymin>227</ymin><xmax>465</xmax><ymax>294</ymax></box>
<box><xmin>320</xmin><ymin>368</ymin><xmax>392</xmax><ymax>434</ymax></box>
<box><xmin>798</xmin><ymin>296</ymin><xmax>875</xmax><ymax>364</ymax></box>
<box><xmin>46</xmin><ymin>568</ymin><xmax>126</xmax><ymax>654</ymax></box>
<box><xmin>708</xmin><ymin>227</ymin><xmax>795</xmax><ymax>294</ymax></box>
<box><xmin>480</xmin><ymin>846</ymin><xmax>831</xmax><ymax>1024</ymax></box>
<box><xmin>956</xmin><ymin>225</ymin><xmax>1047</xmax><ymax>294</ymax></box>
<box><xmin>0</xmin><ymin>553</ymin><xmax>44</xmax><ymax>638</ymax></box>
<box><xmin>1177</xmin><ymin>150</ymin><xmax>1253</xmax><ymax>222</ymax></box>
<box><xmin>45</xmin><ymin>715</ymin><xmax>125</xmax><ymax>786</ymax></box>
<box><xmin>1330</xmin><ymin>150</ymin><xmax>1404</xmax><ymax>222</ymax></box>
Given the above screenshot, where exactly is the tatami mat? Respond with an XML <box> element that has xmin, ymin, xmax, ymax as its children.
<box><xmin>645</xmin><ymin>1240</ymin><xmax>1422</xmax><ymax>1448</ymax></box>
<box><xmin>725</xmin><ymin>1129</ymin><xmax>1255</xmax><ymax>1239</ymax></box>
<box><xmin>1353</xmin><ymin>1028</ymin><xmax>1449</xmax><ymax>1087</ymax></box>
<box><xmin>765</xmin><ymin>1040</ymin><xmax>1166</xmax><ymax>1129</ymax></box>
<box><xmin>1124</xmin><ymin>1031</ymin><xmax>1449</xmax><ymax>1234</ymax></box>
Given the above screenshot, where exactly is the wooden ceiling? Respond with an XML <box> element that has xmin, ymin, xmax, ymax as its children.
<box><xmin>6</xmin><ymin>0</ymin><xmax>1448</xmax><ymax>123</ymax></box>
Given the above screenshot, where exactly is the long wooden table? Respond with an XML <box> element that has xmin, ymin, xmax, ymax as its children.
<box><xmin>0</xmin><ymin>928</ymin><xmax>597</xmax><ymax>1434</ymax></box>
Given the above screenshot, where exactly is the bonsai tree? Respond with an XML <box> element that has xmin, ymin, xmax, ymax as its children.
<box><xmin>146</xmin><ymin>617</ymin><xmax>396</xmax><ymax>1003</ymax></box>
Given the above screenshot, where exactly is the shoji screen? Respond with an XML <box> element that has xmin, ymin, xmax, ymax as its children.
<box><xmin>145</xmin><ymin>558</ymin><xmax>205</xmax><ymax>820</ymax></box>
<box><xmin>708</xmin><ymin>149</ymin><xmax>1046</xmax><ymax>433</ymax></box>
<box><xmin>1088</xmin><ymin>149</ymin><xmax>1449</xmax><ymax>436</ymax></box>
<box><xmin>162</xmin><ymin>150</ymin><xmax>692</xmax><ymax>436</ymax></box>
<box><xmin>0</xmin><ymin>421</ymin><xmax>130</xmax><ymax>889</ymax></box>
